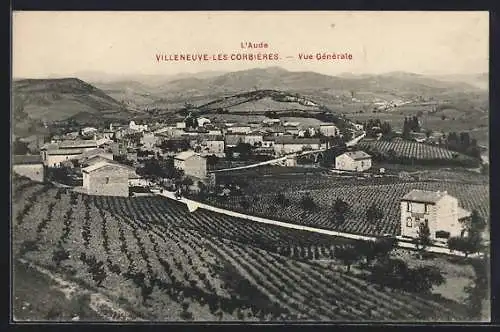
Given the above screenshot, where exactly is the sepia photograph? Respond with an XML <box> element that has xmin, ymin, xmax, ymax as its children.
<box><xmin>11</xmin><ymin>11</ymin><xmax>490</xmax><ymax>322</ymax></box>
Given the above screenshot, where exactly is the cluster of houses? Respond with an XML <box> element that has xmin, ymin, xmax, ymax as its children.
<box><xmin>12</xmin><ymin>117</ymin><xmax>376</xmax><ymax>195</ymax></box>
<box><xmin>11</xmin><ymin>115</ymin><xmax>476</xmax><ymax>243</ymax></box>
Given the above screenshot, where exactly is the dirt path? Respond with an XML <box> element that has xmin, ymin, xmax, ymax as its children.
<box><xmin>18</xmin><ymin>259</ymin><xmax>142</xmax><ymax>321</ymax></box>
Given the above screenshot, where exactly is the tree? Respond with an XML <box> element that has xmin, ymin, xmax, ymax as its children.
<box><xmin>13</xmin><ymin>139</ymin><xmax>29</xmax><ymax>155</ymax></box>
<box><xmin>239</xmin><ymin>198</ymin><xmax>250</xmax><ymax>210</ymax></box>
<box><xmin>300</xmin><ymin>193</ymin><xmax>316</xmax><ymax>212</ymax></box>
<box><xmin>334</xmin><ymin>245</ymin><xmax>362</xmax><ymax>273</ymax></box>
<box><xmin>448</xmin><ymin>235</ymin><xmax>482</xmax><ymax>258</ymax></box>
<box><xmin>366</xmin><ymin>204</ymin><xmax>384</xmax><ymax>224</ymax></box>
<box><xmin>469</xmin><ymin>210</ymin><xmax>487</xmax><ymax>236</ymax></box>
<box><xmin>405</xmin><ymin>266</ymin><xmax>445</xmax><ymax>294</ymax></box>
<box><xmin>331</xmin><ymin>198</ymin><xmax>350</xmax><ymax>224</ymax></box>
<box><xmin>273</xmin><ymin>193</ymin><xmax>290</xmax><ymax>207</ymax></box>
<box><xmin>373</xmin><ymin>237</ymin><xmax>397</xmax><ymax>260</ymax></box>
<box><xmin>234</xmin><ymin>142</ymin><xmax>253</xmax><ymax>160</ymax></box>
<box><xmin>414</xmin><ymin>221</ymin><xmax>432</xmax><ymax>258</ymax></box>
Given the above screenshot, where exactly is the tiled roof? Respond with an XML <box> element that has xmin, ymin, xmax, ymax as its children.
<box><xmin>342</xmin><ymin>151</ymin><xmax>372</xmax><ymax>160</ymax></box>
<box><xmin>47</xmin><ymin>149</ymin><xmax>84</xmax><ymax>156</ymax></box>
<box><xmin>59</xmin><ymin>140</ymin><xmax>98</xmax><ymax>149</ymax></box>
<box><xmin>401</xmin><ymin>190</ymin><xmax>448</xmax><ymax>203</ymax></box>
<box><xmin>174</xmin><ymin>150</ymin><xmax>197</xmax><ymax>161</ymax></box>
<box><xmin>82</xmin><ymin>160</ymin><xmax>133</xmax><ymax>173</ymax></box>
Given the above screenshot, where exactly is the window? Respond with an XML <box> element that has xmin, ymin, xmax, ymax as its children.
<box><xmin>406</xmin><ymin>217</ymin><xmax>412</xmax><ymax>227</ymax></box>
<box><xmin>424</xmin><ymin>204</ymin><xmax>429</xmax><ymax>213</ymax></box>
<box><xmin>105</xmin><ymin>177</ymin><xmax>110</xmax><ymax>184</ymax></box>
<box><xmin>407</xmin><ymin>202</ymin><xmax>412</xmax><ymax>212</ymax></box>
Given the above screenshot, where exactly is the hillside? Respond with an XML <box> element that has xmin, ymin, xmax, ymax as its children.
<box><xmin>12</xmin><ymin>176</ymin><xmax>470</xmax><ymax>321</ymax></box>
<box><xmin>91</xmin><ymin>67</ymin><xmax>487</xmax><ymax>116</ymax></box>
<box><xmin>153</xmin><ymin>67</ymin><xmax>483</xmax><ymax>100</ymax></box>
<box><xmin>12</xmin><ymin>78</ymin><xmax>133</xmax><ymax>135</ymax></box>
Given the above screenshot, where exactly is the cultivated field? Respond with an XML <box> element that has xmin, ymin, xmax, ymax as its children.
<box><xmin>12</xmin><ymin>176</ymin><xmax>468</xmax><ymax>321</ymax></box>
<box><xmin>358</xmin><ymin>140</ymin><xmax>476</xmax><ymax>162</ymax></box>
<box><xmin>205</xmin><ymin>176</ymin><xmax>489</xmax><ymax>237</ymax></box>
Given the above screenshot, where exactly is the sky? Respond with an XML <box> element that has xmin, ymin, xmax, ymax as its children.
<box><xmin>12</xmin><ymin>11</ymin><xmax>489</xmax><ymax>78</ymax></box>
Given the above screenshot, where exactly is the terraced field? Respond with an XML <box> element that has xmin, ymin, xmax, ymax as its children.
<box><xmin>12</xmin><ymin>175</ymin><xmax>468</xmax><ymax>321</ymax></box>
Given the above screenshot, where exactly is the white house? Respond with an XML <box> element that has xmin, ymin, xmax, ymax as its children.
<box><xmin>400</xmin><ymin>190</ymin><xmax>472</xmax><ymax>241</ymax></box>
<box><xmin>197</xmin><ymin>117</ymin><xmax>211</xmax><ymax>127</ymax></box>
<box><xmin>82</xmin><ymin>160</ymin><xmax>134</xmax><ymax>197</ymax></box>
<box><xmin>273</xmin><ymin>137</ymin><xmax>325</xmax><ymax>155</ymax></box>
<box><xmin>201</xmin><ymin>135</ymin><xmax>225</xmax><ymax>156</ymax></box>
<box><xmin>174</xmin><ymin>151</ymin><xmax>207</xmax><ymax>179</ymax></box>
<box><xmin>129</xmin><ymin>121</ymin><xmax>148</xmax><ymax>132</ymax></box>
<box><xmin>335</xmin><ymin>151</ymin><xmax>372</xmax><ymax>171</ymax></box>
<box><xmin>41</xmin><ymin>140</ymin><xmax>100</xmax><ymax>167</ymax></box>
<box><xmin>243</xmin><ymin>133</ymin><xmax>264</xmax><ymax>146</ymax></box>
<box><xmin>319</xmin><ymin>123</ymin><xmax>339</xmax><ymax>137</ymax></box>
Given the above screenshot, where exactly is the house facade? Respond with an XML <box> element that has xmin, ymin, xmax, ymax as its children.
<box><xmin>82</xmin><ymin>161</ymin><xmax>131</xmax><ymax>197</ymax></box>
<box><xmin>335</xmin><ymin>151</ymin><xmax>372</xmax><ymax>171</ymax></box>
<box><xmin>12</xmin><ymin>155</ymin><xmax>45</xmax><ymax>182</ymax></box>
<box><xmin>400</xmin><ymin>190</ymin><xmax>471</xmax><ymax>241</ymax></box>
<box><xmin>273</xmin><ymin>137</ymin><xmax>324</xmax><ymax>155</ymax></box>
<box><xmin>41</xmin><ymin>140</ymin><xmax>100</xmax><ymax>167</ymax></box>
<box><xmin>319</xmin><ymin>124</ymin><xmax>340</xmax><ymax>137</ymax></box>
<box><xmin>174</xmin><ymin>151</ymin><xmax>207</xmax><ymax>179</ymax></box>
<box><xmin>202</xmin><ymin>135</ymin><xmax>225</xmax><ymax>156</ymax></box>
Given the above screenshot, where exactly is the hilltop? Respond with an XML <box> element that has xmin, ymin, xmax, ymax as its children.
<box><xmin>12</xmin><ymin>78</ymin><xmax>134</xmax><ymax>136</ymax></box>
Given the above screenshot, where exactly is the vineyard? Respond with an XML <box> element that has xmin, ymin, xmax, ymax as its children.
<box><xmin>204</xmin><ymin>179</ymin><xmax>489</xmax><ymax>237</ymax></box>
<box><xmin>12</xmin><ymin>175</ymin><xmax>468</xmax><ymax>321</ymax></box>
<box><xmin>357</xmin><ymin>140</ymin><xmax>478</xmax><ymax>166</ymax></box>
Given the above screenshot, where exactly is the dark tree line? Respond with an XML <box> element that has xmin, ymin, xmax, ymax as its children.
<box><xmin>402</xmin><ymin>116</ymin><xmax>421</xmax><ymax>139</ymax></box>
<box><xmin>445</xmin><ymin>132</ymin><xmax>481</xmax><ymax>159</ymax></box>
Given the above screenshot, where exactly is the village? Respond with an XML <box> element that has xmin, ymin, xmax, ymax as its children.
<box><xmin>12</xmin><ymin>112</ymin><xmax>485</xmax><ymax>250</ymax></box>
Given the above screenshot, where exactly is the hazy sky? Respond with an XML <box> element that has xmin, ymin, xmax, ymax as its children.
<box><xmin>12</xmin><ymin>11</ymin><xmax>489</xmax><ymax>78</ymax></box>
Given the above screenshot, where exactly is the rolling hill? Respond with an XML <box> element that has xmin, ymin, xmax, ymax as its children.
<box><xmin>12</xmin><ymin>78</ymin><xmax>134</xmax><ymax>136</ymax></box>
<box><xmin>90</xmin><ymin>67</ymin><xmax>487</xmax><ymax>111</ymax></box>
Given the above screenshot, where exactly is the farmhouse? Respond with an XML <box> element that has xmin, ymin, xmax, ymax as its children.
<box><xmin>243</xmin><ymin>133</ymin><xmax>264</xmax><ymax>146</ymax></box>
<box><xmin>335</xmin><ymin>151</ymin><xmax>372</xmax><ymax>171</ymax></box>
<box><xmin>202</xmin><ymin>135</ymin><xmax>225</xmax><ymax>156</ymax></box>
<box><xmin>40</xmin><ymin>139</ymin><xmax>105</xmax><ymax>167</ymax></box>
<box><xmin>273</xmin><ymin>137</ymin><xmax>324</xmax><ymax>155</ymax></box>
<box><xmin>400</xmin><ymin>190</ymin><xmax>472</xmax><ymax>241</ymax></box>
<box><xmin>174</xmin><ymin>151</ymin><xmax>207</xmax><ymax>179</ymax></box>
<box><xmin>319</xmin><ymin>123</ymin><xmax>339</xmax><ymax>137</ymax></box>
<box><xmin>12</xmin><ymin>155</ymin><xmax>45</xmax><ymax>182</ymax></box>
<box><xmin>82</xmin><ymin>160</ymin><xmax>135</xmax><ymax>197</ymax></box>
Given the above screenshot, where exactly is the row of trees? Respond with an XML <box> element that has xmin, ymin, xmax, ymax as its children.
<box><xmin>445</xmin><ymin>132</ymin><xmax>482</xmax><ymax>159</ymax></box>
<box><xmin>333</xmin><ymin>237</ymin><xmax>445</xmax><ymax>294</ymax></box>
<box><xmin>402</xmin><ymin>116</ymin><xmax>421</xmax><ymax>138</ymax></box>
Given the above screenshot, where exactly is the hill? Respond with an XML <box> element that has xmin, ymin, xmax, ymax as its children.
<box><xmin>12</xmin><ymin>78</ymin><xmax>133</xmax><ymax>136</ymax></box>
<box><xmin>153</xmin><ymin>67</ymin><xmax>483</xmax><ymax>101</ymax></box>
<box><xmin>12</xmin><ymin>176</ymin><xmax>470</xmax><ymax>321</ymax></box>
